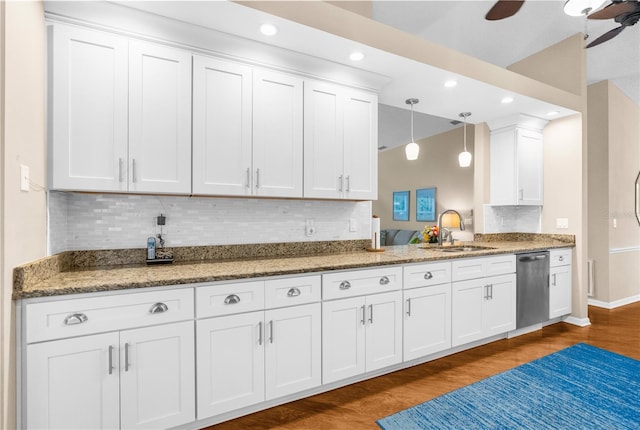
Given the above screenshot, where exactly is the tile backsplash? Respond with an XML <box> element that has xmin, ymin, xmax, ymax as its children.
<box><xmin>483</xmin><ymin>205</ymin><xmax>541</xmax><ymax>234</ymax></box>
<box><xmin>48</xmin><ymin>191</ymin><xmax>372</xmax><ymax>254</ymax></box>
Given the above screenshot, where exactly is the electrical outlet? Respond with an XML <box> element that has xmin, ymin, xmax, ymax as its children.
<box><xmin>556</xmin><ymin>218</ymin><xmax>569</xmax><ymax>229</ymax></box>
<box><xmin>613</xmin><ymin>218</ymin><xmax>617</xmax><ymax>228</ymax></box>
<box><xmin>305</xmin><ymin>219</ymin><xmax>316</xmax><ymax>236</ymax></box>
<box><xmin>349</xmin><ymin>218</ymin><xmax>357</xmax><ymax>232</ymax></box>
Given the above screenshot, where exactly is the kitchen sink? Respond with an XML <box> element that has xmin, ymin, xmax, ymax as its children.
<box><xmin>435</xmin><ymin>246</ymin><xmax>496</xmax><ymax>253</ymax></box>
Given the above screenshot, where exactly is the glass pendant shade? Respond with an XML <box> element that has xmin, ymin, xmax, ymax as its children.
<box><xmin>458</xmin><ymin>111</ymin><xmax>472</xmax><ymax>168</ymax></box>
<box><xmin>405</xmin><ymin>98</ymin><xmax>419</xmax><ymax>161</ymax></box>
<box><xmin>405</xmin><ymin>141</ymin><xmax>419</xmax><ymax>160</ymax></box>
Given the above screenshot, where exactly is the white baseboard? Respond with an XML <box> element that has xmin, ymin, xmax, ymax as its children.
<box><xmin>588</xmin><ymin>295</ymin><xmax>640</xmax><ymax>309</ymax></box>
<box><xmin>563</xmin><ymin>315</ymin><xmax>591</xmax><ymax>327</ymax></box>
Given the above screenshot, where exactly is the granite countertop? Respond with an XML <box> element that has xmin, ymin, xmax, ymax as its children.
<box><xmin>13</xmin><ymin>234</ymin><xmax>575</xmax><ymax>300</ymax></box>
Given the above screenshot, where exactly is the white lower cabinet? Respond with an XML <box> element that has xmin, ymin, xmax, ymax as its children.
<box><xmin>26</xmin><ymin>321</ymin><xmax>195</xmax><ymax>430</ymax></box>
<box><xmin>403</xmin><ymin>284</ymin><xmax>451</xmax><ymax>360</ymax></box>
<box><xmin>196</xmin><ymin>302</ymin><xmax>321</xmax><ymax>420</ymax></box>
<box><xmin>322</xmin><ymin>290</ymin><xmax>403</xmax><ymax>384</ymax></box>
<box><xmin>452</xmin><ymin>274</ymin><xmax>516</xmax><ymax>347</ymax></box>
<box><xmin>549</xmin><ymin>248</ymin><xmax>572</xmax><ymax>318</ymax></box>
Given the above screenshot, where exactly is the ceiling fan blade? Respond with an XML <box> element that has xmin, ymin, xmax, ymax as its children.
<box><xmin>485</xmin><ymin>0</ymin><xmax>525</xmax><ymax>20</ymax></box>
<box><xmin>588</xmin><ymin>1</ymin><xmax>638</xmax><ymax>19</ymax></box>
<box><xmin>586</xmin><ymin>25</ymin><xmax>625</xmax><ymax>47</ymax></box>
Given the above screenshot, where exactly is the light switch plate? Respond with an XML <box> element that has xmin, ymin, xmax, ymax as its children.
<box><xmin>556</xmin><ymin>218</ymin><xmax>569</xmax><ymax>229</ymax></box>
<box><xmin>20</xmin><ymin>164</ymin><xmax>30</xmax><ymax>192</ymax></box>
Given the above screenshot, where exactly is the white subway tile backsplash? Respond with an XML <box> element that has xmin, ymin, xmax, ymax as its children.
<box><xmin>483</xmin><ymin>205</ymin><xmax>541</xmax><ymax>234</ymax></box>
<box><xmin>48</xmin><ymin>191</ymin><xmax>372</xmax><ymax>254</ymax></box>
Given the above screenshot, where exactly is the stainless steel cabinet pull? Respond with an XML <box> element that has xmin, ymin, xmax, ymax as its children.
<box><xmin>108</xmin><ymin>345</ymin><xmax>114</xmax><ymax>375</ymax></box>
<box><xmin>519</xmin><ymin>188</ymin><xmax>524</xmax><ymax>201</ymax></box>
<box><xmin>224</xmin><ymin>294</ymin><xmax>241</xmax><ymax>305</ymax></box>
<box><xmin>360</xmin><ymin>305</ymin><xmax>365</xmax><ymax>325</ymax></box>
<box><xmin>489</xmin><ymin>284</ymin><xmax>494</xmax><ymax>300</ymax></box>
<box><xmin>269</xmin><ymin>320</ymin><xmax>274</xmax><ymax>344</ymax></box>
<box><xmin>484</xmin><ymin>285</ymin><xmax>490</xmax><ymax>300</ymax></box>
<box><xmin>368</xmin><ymin>304</ymin><xmax>373</xmax><ymax>324</ymax></box>
<box><xmin>287</xmin><ymin>287</ymin><xmax>301</xmax><ymax>297</ymax></box>
<box><xmin>255</xmin><ymin>168</ymin><xmax>260</xmax><ymax>188</ymax></box>
<box><xmin>339</xmin><ymin>281</ymin><xmax>351</xmax><ymax>290</ymax></box>
<box><xmin>552</xmin><ymin>274</ymin><xmax>557</xmax><ymax>286</ymax></box>
<box><xmin>118</xmin><ymin>158</ymin><xmax>123</xmax><ymax>183</ymax></box>
<box><xmin>246</xmin><ymin>168</ymin><xmax>251</xmax><ymax>188</ymax></box>
<box><xmin>406</xmin><ymin>298</ymin><xmax>411</xmax><ymax>317</ymax></box>
<box><xmin>149</xmin><ymin>302</ymin><xmax>168</xmax><ymax>314</ymax></box>
<box><xmin>124</xmin><ymin>343</ymin><xmax>130</xmax><ymax>372</ymax></box>
<box><xmin>345</xmin><ymin>175</ymin><xmax>351</xmax><ymax>192</ymax></box>
<box><xmin>338</xmin><ymin>175</ymin><xmax>344</xmax><ymax>192</ymax></box>
<box><xmin>258</xmin><ymin>321</ymin><xmax>263</xmax><ymax>345</ymax></box>
<box><xmin>379</xmin><ymin>276</ymin><xmax>390</xmax><ymax>285</ymax></box>
<box><xmin>132</xmin><ymin>159</ymin><xmax>137</xmax><ymax>183</ymax></box>
<box><xmin>64</xmin><ymin>313</ymin><xmax>88</xmax><ymax>325</ymax></box>
<box><xmin>424</xmin><ymin>272</ymin><xmax>433</xmax><ymax>280</ymax></box>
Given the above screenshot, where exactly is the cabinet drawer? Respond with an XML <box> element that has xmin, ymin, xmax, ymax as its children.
<box><xmin>322</xmin><ymin>266</ymin><xmax>402</xmax><ymax>300</ymax></box>
<box><xmin>452</xmin><ymin>254</ymin><xmax>515</xmax><ymax>282</ymax></box>
<box><xmin>25</xmin><ymin>288</ymin><xmax>194</xmax><ymax>343</ymax></box>
<box><xmin>197</xmin><ymin>281</ymin><xmax>264</xmax><ymax>318</ymax></box>
<box><xmin>550</xmin><ymin>248</ymin><xmax>572</xmax><ymax>267</ymax></box>
<box><xmin>404</xmin><ymin>262</ymin><xmax>451</xmax><ymax>289</ymax></box>
<box><xmin>264</xmin><ymin>275</ymin><xmax>321</xmax><ymax>308</ymax></box>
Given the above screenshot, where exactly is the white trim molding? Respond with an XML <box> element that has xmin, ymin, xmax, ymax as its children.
<box><xmin>609</xmin><ymin>246</ymin><xmax>640</xmax><ymax>254</ymax></box>
<box><xmin>563</xmin><ymin>315</ymin><xmax>591</xmax><ymax>327</ymax></box>
<box><xmin>588</xmin><ymin>295</ymin><xmax>640</xmax><ymax>310</ymax></box>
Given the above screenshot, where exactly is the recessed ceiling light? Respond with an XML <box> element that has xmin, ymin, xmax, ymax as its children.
<box><xmin>444</xmin><ymin>80</ymin><xmax>457</xmax><ymax>88</ymax></box>
<box><xmin>547</xmin><ymin>110</ymin><xmax>560</xmax><ymax>116</ymax></box>
<box><xmin>501</xmin><ymin>96</ymin><xmax>514</xmax><ymax>104</ymax></box>
<box><xmin>260</xmin><ymin>24</ymin><xmax>278</xmax><ymax>36</ymax></box>
<box><xmin>349</xmin><ymin>51</ymin><xmax>364</xmax><ymax>61</ymax></box>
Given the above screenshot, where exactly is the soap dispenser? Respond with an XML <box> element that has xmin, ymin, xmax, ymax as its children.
<box><xmin>147</xmin><ymin>236</ymin><xmax>156</xmax><ymax>260</ymax></box>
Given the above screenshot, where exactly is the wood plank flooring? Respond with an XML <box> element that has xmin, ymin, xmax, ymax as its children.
<box><xmin>204</xmin><ymin>302</ymin><xmax>640</xmax><ymax>430</ymax></box>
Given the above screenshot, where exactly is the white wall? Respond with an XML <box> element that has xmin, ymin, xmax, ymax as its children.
<box><xmin>48</xmin><ymin>192</ymin><xmax>371</xmax><ymax>253</ymax></box>
<box><xmin>0</xmin><ymin>2</ymin><xmax>48</xmax><ymax>428</ymax></box>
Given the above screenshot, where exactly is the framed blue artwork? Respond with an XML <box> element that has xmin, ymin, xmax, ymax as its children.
<box><xmin>416</xmin><ymin>187</ymin><xmax>436</xmax><ymax>222</ymax></box>
<box><xmin>393</xmin><ymin>191</ymin><xmax>410</xmax><ymax>221</ymax></box>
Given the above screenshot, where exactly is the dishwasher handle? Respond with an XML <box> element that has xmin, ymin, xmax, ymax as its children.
<box><xmin>518</xmin><ymin>254</ymin><xmax>548</xmax><ymax>262</ymax></box>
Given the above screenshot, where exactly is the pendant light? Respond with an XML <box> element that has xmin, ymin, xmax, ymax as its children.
<box><xmin>458</xmin><ymin>112</ymin><xmax>472</xmax><ymax>168</ymax></box>
<box><xmin>405</xmin><ymin>98</ymin><xmax>420</xmax><ymax>161</ymax></box>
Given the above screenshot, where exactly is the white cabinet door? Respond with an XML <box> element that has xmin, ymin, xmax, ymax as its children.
<box><xmin>129</xmin><ymin>40</ymin><xmax>192</xmax><ymax>194</ymax></box>
<box><xmin>252</xmin><ymin>69</ymin><xmax>303</xmax><ymax>197</ymax></box>
<box><xmin>516</xmin><ymin>128</ymin><xmax>543</xmax><ymax>205</ymax></box>
<box><xmin>49</xmin><ymin>25</ymin><xmax>128</xmax><ymax>192</ymax></box>
<box><xmin>265</xmin><ymin>303</ymin><xmax>321</xmax><ymax>399</ymax></box>
<box><xmin>196</xmin><ymin>311</ymin><xmax>265</xmax><ymax>419</ymax></box>
<box><xmin>404</xmin><ymin>284</ymin><xmax>451</xmax><ymax>361</ymax></box>
<box><xmin>483</xmin><ymin>274</ymin><xmax>516</xmax><ymax>337</ymax></box>
<box><xmin>303</xmin><ymin>81</ymin><xmax>344</xmax><ymax>199</ymax></box>
<box><xmin>550</xmin><ymin>264</ymin><xmax>572</xmax><ymax>318</ymax></box>
<box><xmin>192</xmin><ymin>56</ymin><xmax>253</xmax><ymax>195</ymax></box>
<box><xmin>343</xmin><ymin>89</ymin><xmax>378</xmax><ymax>200</ymax></box>
<box><xmin>322</xmin><ymin>297</ymin><xmax>366</xmax><ymax>384</ymax></box>
<box><xmin>26</xmin><ymin>332</ymin><xmax>120</xmax><ymax>430</ymax></box>
<box><xmin>451</xmin><ymin>279</ymin><xmax>485</xmax><ymax>347</ymax></box>
<box><xmin>120</xmin><ymin>321</ymin><xmax>195</xmax><ymax>429</ymax></box>
<box><xmin>365</xmin><ymin>291</ymin><xmax>403</xmax><ymax>372</ymax></box>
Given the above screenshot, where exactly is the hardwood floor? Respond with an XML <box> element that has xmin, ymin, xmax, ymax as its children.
<box><xmin>204</xmin><ymin>302</ymin><xmax>640</xmax><ymax>430</ymax></box>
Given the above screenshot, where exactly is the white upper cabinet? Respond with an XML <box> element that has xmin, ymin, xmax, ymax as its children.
<box><xmin>49</xmin><ymin>25</ymin><xmax>128</xmax><ymax>192</ymax></box>
<box><xmin>304</xmin><ymin>80</ymin><xmax>378</xmax><ymax>200</ymax></box>
<box><xmin>128</xmin><ymin>41</ymin><xmax>192</xmax><ymax>194</ymax></box>
<box><xmin>489</xmin><ymin>115</ymin><xmax>547</xmax><ymax>206</ymax></box>
<box><xmin>252</xmin><ymin>69</ymin><xmax>303</xmax><ymax>198</ymax></box>
<box><xmin>192</xmin><ymin>56</ymin><xmax>253</xmax><ymax>195</ymax></box>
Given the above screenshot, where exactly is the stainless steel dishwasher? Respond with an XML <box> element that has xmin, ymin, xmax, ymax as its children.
<box><xmin>516</xmin><ymin>251</ymin><xmax>550</xmax><ymax>329</ymax></box>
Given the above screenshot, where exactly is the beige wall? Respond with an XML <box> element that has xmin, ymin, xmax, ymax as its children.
<box><xmin>588</xmin><ymin>80</ymin><xmax>640</xmax><ymax>304</ymax></box>
<box><xmin>373</xmin><ymin>127</ymin><xmax>474</xmax><ymax>232</ymax></box>
<box><xmin>0</xmin><ymin>2</ymin><xmax>48</xmax><ymax>427</ymax></box>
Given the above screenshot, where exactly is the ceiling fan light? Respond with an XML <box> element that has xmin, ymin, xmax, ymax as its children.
<box><xmin>458</xmin><ymin>151</ymin><xmax>472</xmax><ymax>167</ymax></box>
<box><xmin>405</xmin><ymin>141</ymin><xmax>420</xmax><ymax>160</ymax></box>
<box><xmin>563</xmin><ymin>0</ymin><xmax>606</xmax><ymax>16</ymax></box>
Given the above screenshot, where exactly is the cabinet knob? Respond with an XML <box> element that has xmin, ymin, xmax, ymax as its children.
<box><xmin>63</xmin><ymin>313</ymin><xmax>88</xmax><ymax>325</ymax></box>
<box><xmin>558</xmin><ymin>255</ymin><xmax>564</xmax><ymax>262</ymax></box>
<box><xmin>149</xmin><ymin>302</ymin><xmax>168</xmax><ymax>314</ymax></box>
<box><xmin>339</xmin><ymin>281</ymin><xmax>351</xmax><ymax>290</ymax></box>
<box><xmin>224</xmin><ymin>294</ymin><xmax>241</xmax><ymax>305</ymax></box>
<box><xmin>287</xmin><ymin>287</ymin><xmax>301</xmax><ymax>297</ymax></box>
<box><xmin>424</xmin><ymin>272</ymin><xmax>433</xmax><ymax>280</ymax></box>
<box><xmin>379</xmin><ymin>276</ymin><xmax>390</xmax><ymax>285</ymax></box>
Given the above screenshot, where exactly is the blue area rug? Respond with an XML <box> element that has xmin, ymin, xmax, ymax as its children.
<box><xmin>377</xmin><ymin>343</ymin><xmax>640</xmax><ymax>429</ymax></box>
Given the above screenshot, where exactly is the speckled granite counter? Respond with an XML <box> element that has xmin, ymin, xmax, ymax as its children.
<box><xmin>13</xmin><ymin>234</ymin><xmax>574</xmax><ymax>300</ymax></box>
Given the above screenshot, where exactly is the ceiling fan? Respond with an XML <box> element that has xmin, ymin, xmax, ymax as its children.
<box><xmin>485</xmin><ymin>0</ymin><xmax>640</xmax><ymax>47</ymax></box>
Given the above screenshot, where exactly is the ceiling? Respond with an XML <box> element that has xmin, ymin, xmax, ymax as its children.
<box><xmin>108</xmin><ymin>0</ymin><xmax>638</xmax><ymax>149</ymax></box>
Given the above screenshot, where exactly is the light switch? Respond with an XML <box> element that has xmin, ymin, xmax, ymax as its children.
<box><xmin>349</xmin><ymin>218</ymin><xmax>357</xmax><ymax>232</ymax></box>
<box><xmin>556</xmin><ymin>218</ymin><xmax>569</xmax><ymax>229</ymax></box>
<box><xmin>20</xmin><ymin>164</ymin><xmax>30</xmax><ymax>192</ymax></box>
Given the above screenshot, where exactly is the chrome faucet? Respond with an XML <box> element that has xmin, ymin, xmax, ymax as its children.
<box><xmin>437</xmin><ymin>209</ymin><xmax>465</xmax><ymax>246</ymax></box>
